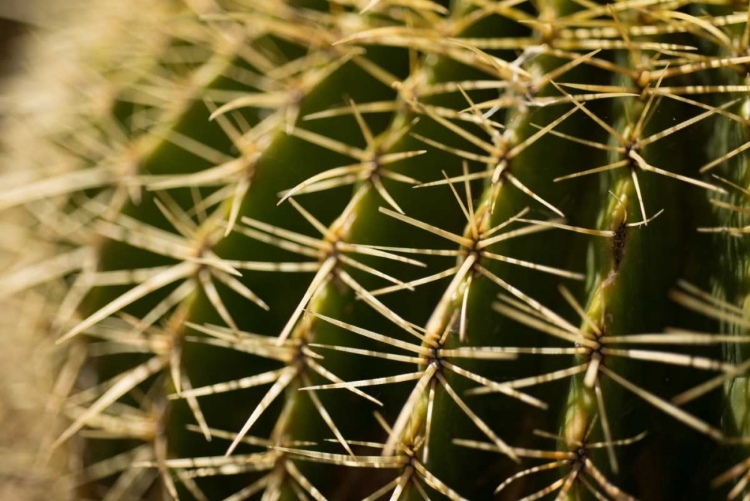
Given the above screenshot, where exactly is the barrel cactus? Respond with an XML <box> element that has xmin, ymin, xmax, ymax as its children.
<box><xmin>5</xmin><ymin>0</ymin><xmax>750</xmax><ymax>499</ymax></box>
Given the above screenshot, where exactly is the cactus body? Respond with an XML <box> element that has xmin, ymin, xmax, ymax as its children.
<box><xmin>6</xmin><ymin>0</ymin><xmax>750</xmax><ymax>500</ymax></box>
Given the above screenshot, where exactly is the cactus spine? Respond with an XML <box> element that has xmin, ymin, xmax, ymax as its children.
<box><xmin>6</xmin><ymin>0</ymin><xmax>750</xmax><ymax>499</ymax></box>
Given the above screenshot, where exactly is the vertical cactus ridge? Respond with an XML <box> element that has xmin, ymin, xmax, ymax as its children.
<box><xmin>9</xmin><ymin>0</ymin><xmax>750</xmax><ymax>500</ymax></box>
<box><xmin>668</xmin><ymin>11</ymin><xmax>750</xmax><ymax>495</ymax></box>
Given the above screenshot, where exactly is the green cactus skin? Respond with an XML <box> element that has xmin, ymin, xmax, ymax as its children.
<box><xmin>8</xmin><ymin>0</ymin><xmax>750</xmax><ymax>500</ymax></box>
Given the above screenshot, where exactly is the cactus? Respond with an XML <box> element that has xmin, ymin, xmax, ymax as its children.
<box><xmin>8</xmin><ymin>0</ymin><xmax>750</xmax><ymax>499</ymax></box>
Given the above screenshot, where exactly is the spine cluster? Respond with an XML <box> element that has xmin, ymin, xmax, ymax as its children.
<box><xmin>4</xmin><ymin>0</ymin><xmax>750</xmax><ymax>499</ymax></box>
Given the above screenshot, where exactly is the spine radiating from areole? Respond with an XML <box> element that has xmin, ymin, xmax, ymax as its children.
<box><xmin>4</xmin><ymin>0</ymin><xmax>750</xmax><ymax>500</ymax></box>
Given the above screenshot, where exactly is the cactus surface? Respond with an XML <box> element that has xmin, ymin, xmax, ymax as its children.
<box><xmin>6</xmin><ymin>0</ymin><xmax>750</xmax><ymax>500</ymax></box>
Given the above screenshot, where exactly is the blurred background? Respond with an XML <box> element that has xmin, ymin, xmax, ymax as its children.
<box><xmin>0</xmin><ymin>5</ymin><xmax>66</xmax><ymax>501</ymax></box>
